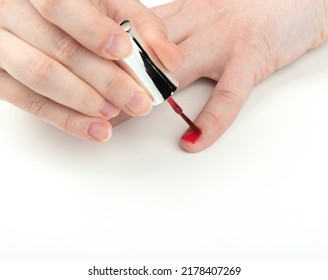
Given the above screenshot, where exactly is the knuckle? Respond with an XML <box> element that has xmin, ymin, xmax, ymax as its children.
<box><xmin>34</xmin><ymin>0</ymin><xmax>62</xmax><ymax>16</ymax></box>
<box><xmin>62</xmin><ymin>113</ymin><xmax>77</xmax><ymax>133</ymax></box>
<box><xmin>92</xmin><ymin>0</ymin><xmax>107</xmax><ymax>14</ymax></box>
<box><xmin>210</xmin><ymin>90</ymin><xmax>241</xmax><ymax>131</ymax></box>
<box><xmin>201</xmin><ymin>109</ymin><xmax>222</xmax><ymax>133</ymax></box>
<box><xmin>25</xmin><ymin>57</ymin><xmax>54</xmax><ymax>86</ymax></box>
<box><xmin>82</xmin><ymin>15</ymin><xmax>102</xmax><ymax>42</ymax></box>
<box><xmin>216</xmin><ymin>90</ymin><xmax>241</xmax><ymax>114</ymax></box>
<box><xmin>28</xmin><ymin>95</ymin><xmax>50</xmax><ymax>118</ymax></box>
<box><xmin>102</xmin><ymin>74</ymin><xmax>121</xmax><ymax>99</ymax></box>
<box><xmin>56</xmin><ymin>35</ymin><xmax>81</xmax><ymax>66</ymax></box>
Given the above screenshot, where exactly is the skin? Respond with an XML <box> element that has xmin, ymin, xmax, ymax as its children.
<box><xmin>1</xmin><ymin>0</ymin><xmax>327</xmax><ymax>151</ymax></box>
<box><xmin>150</xmin><ymin>0</ymin><xmax>328</xmax><ymax>152</ymax></box>
<box><xmin>0</xmin><ymin>0</ymin><xmax>183</xmax><ymax>142</ymax></box>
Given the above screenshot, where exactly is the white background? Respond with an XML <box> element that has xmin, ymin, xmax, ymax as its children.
<box><xmin>0</xmin><ymin>0</ymin><xmax>328</xmax><ymax>260</ymax></box>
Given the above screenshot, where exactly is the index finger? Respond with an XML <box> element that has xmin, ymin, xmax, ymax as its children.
<box><xmin>29</xmin><ymin>0</ymin><xmax>132</xmax><ymax>60</ymax></box>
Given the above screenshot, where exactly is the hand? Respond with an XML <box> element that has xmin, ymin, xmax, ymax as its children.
<box><xmin>154</xmin><ymin>0</ymin><xmax>328</xmax><ymax>152</ymax></box>
<box><xmin>0</xmin><ymin>0</ymin><xmax>183</xmax><ymax>142</ymax></box>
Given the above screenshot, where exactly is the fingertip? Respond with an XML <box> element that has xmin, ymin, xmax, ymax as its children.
<box><xmin>132</xmin><ymin>12</ymin><xmax>184</xmax><ymax>71</ymax></box>
<box><xmin>179</xmin><ymin>140</ymin><xmax>201</xmax><ymax>153</ymax></box>
<box><xmin>179</xmin><ymin>129</ymin><xmax>211</xmax><ymax>153</ymax></box>
<box><xmin>104</xmin><ymin>32</ymin><xmax>132</xmax><ymax>60</ymax></box>
<box><xmin>179</xmin><ymin>61</ymin><xmax>253</xmax><ymax>152</ymax></box>
<box><xmin>101</xmin><ymin>101</ymin><xmax>121</xmax><ymax>119</ymax></box>
<box><xmin>179</xmin><ymin>128</ymin><xmax>203</xmax><ymax>153</ymax></box>
<box><xmin>179</xmin><ymin>113</ymin><xmax>223</xmax><ymax>153</ymax></box>
<box><xmin>124</xmin><ymin>91</ymin><xmax>153</xmax><ymax>116</ymax></box>
<box><xmin>159</xmin><ymin>40</ymin><xmax>184</xmax><ymax>72</ymax></box>
<box><xmin>181</xmin><ymin>129</ymin><xmax>202</xmax><ymax>144</ymax></box>
<box><xmin>110</xmin><ymin>112</ymin><xmax>132</xmax><ymax>127</ymax></box>
<box><xmin>167</xmin><ymin>43</ymin><xmax>185</xmax><ymax>71</ymax></box>
<box><xmin>87</xmin><ymin>120</ymin><xmax>112</xmax><ymax>143</ymax></box>
<box><xmin>151</xmin><ymin>35</ymin><xmax>184</xmax><ymax>72</ymax></box>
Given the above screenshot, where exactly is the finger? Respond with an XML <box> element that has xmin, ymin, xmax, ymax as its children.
<box><xmin>103</xmin><ymin>0</ymin><xmax>184</xmax><ymax>72</ymax></box>
<box><xmin>135</xmin><ymin>11</ymin><xmax>184</xmax><ymax>72</ymax></box>
<box><xmin>110</xmin><ymin>112</ymin><xmax>131</xmax><ymax>127</ymax></box>
<box><xmin>162</xmin><ymin>11</ymin><xmax>193</xmax><ymax>45</ymax></box>
<box><xmin>152</xmin><ymin>1</ymin><xmax>183</xmax><ymax>19</ymax></box>
<box><xmin>0</xmin><ymin>29</ymin><xmax>118</xmax><ymax>119</ymax></box>
<box><xmin>172</xmin><ymin>39</ymin><xmax>210</xmax><ymax>89</ymax></box>
<box><xmin>0</xmin><ymin>70</ymin><xmax>112</xmax><ymax>142</ymax></box>
<box><xmin>172</xmin><ymin>35</ymin><xmax>226</xmax><ymax>89</ymax></box>
<box><xmin>180</xmin><ymin>59</ymin><xmax>256</xmax><ymax>153</ymax></box>
<box><xmin>146</xmin><ymin>32</ymin><xmax>184</xmax><ymax>72</ymax></box>
<box><xmin>29</xmin><ymin>0</ymin><xmax>131</xmax><ymax>60</ymax></box>
<box><xmin>1</xmin><ymin>2</ymin><xmax>151</xmax><ymax>117</ymax></box>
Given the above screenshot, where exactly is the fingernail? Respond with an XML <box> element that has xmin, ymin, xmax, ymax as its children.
<box><xmin>88</xmin><ymin>123</ymin><xmax>111</xmax><ymax>142</ymax></box>
<box><xmin>124</xmin><ymin>92</ymin><xmax>152</xmax><ymax>116</ymax></box>
<box><xmin>181</xmin><ymin>129</ymin><xmax>201</xmax><ymax>144</ymax></box>
<box><xmin>105</xmin><ymin>34</ymin><xmax>131</xmax><ymax>58</ymax></box>
<box><xmin>101</xmin><ymin>101</ymin><xmax>120</xmax><ymax>119</ymax></box>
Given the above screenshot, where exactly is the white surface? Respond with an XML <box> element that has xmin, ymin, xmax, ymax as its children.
<box><xmin>1</xmin><ymin>0</ymin><xmax>328</xmax><ymax>260</ymax></box>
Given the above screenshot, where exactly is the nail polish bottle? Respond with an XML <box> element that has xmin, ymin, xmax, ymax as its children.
<box><xmin>118</xmin><ymin>20</ymin><xmax>178</xmax><ymax>105</ymax></box>
<box><xmin>118</xmin><ymin>20</ymin><xmax>201</xmax><ymax>141</ymax></box>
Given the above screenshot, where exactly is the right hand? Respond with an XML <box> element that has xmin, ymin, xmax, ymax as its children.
<box><xmin>0</xmin><ymin>0</ymin><xmax>183</xmax><ymax>142</ymax></box>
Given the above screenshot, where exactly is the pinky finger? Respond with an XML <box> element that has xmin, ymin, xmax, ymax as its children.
<box><xmin>0</xmin><ymin>71</ymin><xmax>112</xmax><ymax>142</ymax></box>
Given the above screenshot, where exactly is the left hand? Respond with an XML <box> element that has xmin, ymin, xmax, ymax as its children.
<box><xmin>153</xmin><ymin>0</ymin><xmax>328</xmax><ymax>152</ymax></box>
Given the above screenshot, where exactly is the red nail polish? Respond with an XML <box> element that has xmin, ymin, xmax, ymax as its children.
<box><xmin>181</xmin><ymin>129</ymin><xmax>201</xmax><ymax>144</ymax></box>
<box><xmin>167</xmin><ymin>97</ymin><xmax>202</xmax><ymax>144</ymax></box>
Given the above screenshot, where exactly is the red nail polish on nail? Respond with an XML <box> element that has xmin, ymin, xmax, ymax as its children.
<box><xmin>181</xmin><ymin>129</ymin><xmax>201</xmax><ymax>144</ymax></box>
<box><xmin>167</xmin><ymin>97</ymin><xmax>202</xmax><ymax>144</ymax></box>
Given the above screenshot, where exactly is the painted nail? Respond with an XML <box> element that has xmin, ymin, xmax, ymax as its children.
<box><xmin>105</xmin><ymin>34</ymin><xmax>131</xmax><ymax>58</ymax></box>
<box><xmin>181</xmin><ymin>129</ymin><xmax>201</xmax><ymax>144</ymax></box>
<box><xmin>88</xmin><ymin>123</ymin><xmax>111</xmax><ymax>142</ymax></box>
<box><xmin>124</xmin><ymin>92</ymin><xmax>152</xmax><ymax>116</ymax></box>
<box><xmin>101</xmin><ymin>101</ymin><xmax>120</xmax><ymax>119</ymax></box>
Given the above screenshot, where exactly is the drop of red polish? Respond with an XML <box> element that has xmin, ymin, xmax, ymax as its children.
<box><xmin>167</xmin><ymin>97</ymin><xmax>201</xmax><ymax>144</ymax></box>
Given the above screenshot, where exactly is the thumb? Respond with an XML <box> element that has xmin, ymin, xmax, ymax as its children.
<box><xmin>180</xmin><ymin>60</ymin><xmax>256</xmax><ymax>153</ymax></box>
<box><xmin>127</xmin><ymin>2</ymin><xmax>184</xmax><ymax>72</ymax></box>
